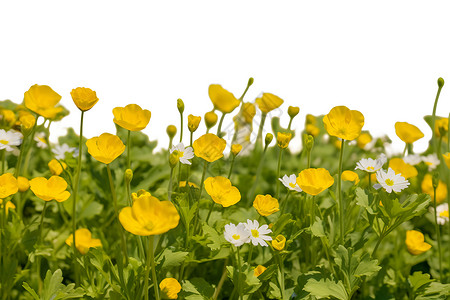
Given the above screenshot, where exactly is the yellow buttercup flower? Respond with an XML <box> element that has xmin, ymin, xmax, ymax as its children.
<box><xmin>272</xmin><ymin>234</ymin><xmax>286</xmax><ymax>250</ymax></box>
<box><xmin>288</xmin><ymin>106</ymin><xmax>300</xmax><ymax>118</ymax></box>
<box><xmin>0</xmin><ymin>173</ymin><xmax>18</xmax><ymax>198</ymax></box>
<box><xmin>305</xmin><ymin>124</ymin><xmax>320</xmax><ymax>137</ymax></box>
<box><xmin>188</xmin><ymin>114</ymin><xmax>201</xmax><ymax>132</ymax></box>
<box><xmin>421</xmin><ymin>174</ymin><xmax>447</xmax><ymax>204</ymax></box>
<box><xmin>208</xmin><ymin>84</ymin><xmax>240</xmax><ymax>114</ymax></box>
<box><xmin>19</xmin><ymin>113</ymin><xmax>36</xmax><ymax>136</ymax></box>
<box><xmin>204</xmin><ymin>176</ymin><xmax>241</xmax><ymax>207</ymax></box>
<box><xmin>342</xmin><ymin>170</ymin><xmax>360</xmax><ymax>184</ymax></box>
<box><xmin>242</xmin><ymin>102</ymin><xmax>256</xmax><ymax>124</ymax></box>
<box><xmin>388</xmin><ymin>158</ymin><xmax>417</xmax><ymax>179</ymax></box>
<box><xmin>357</xmin><ymin>132</ymin><xmax>372</xmax><ymax>149</ymax></box>
<box><xmin>434</xmin><ymin>117</ymin><xmax>448</xmax><ymax>137</ymax></box>
<box><xmin>395</xmin><ymin>122</ymin><xmax>424</xmax><ymax>144</ymax></box>
<box><xmin>159</xmin><ymin>278</ymin><xmax>182</xmax><ymax>299</ymax></box>
<box><xmin>254</xmin><ymin>265</ymin><xmax>267</xmax><ymax>277</ymax></box>
<box><xmin>48</xmin><ymin>159</ymin><xmax>67</xmax><ymax>176</ymax></box>
<box><xmin>113</xmin><ymin>104</ymin><xmax>151</xmax><ymax>131</ymax></box>
<box><xmin>323</xmin><ymin>106</ymin><xmax>364</xmax><ymax>141</ymax></box>
<box><xmin>0</xmin><ymin>199</ymin><xmax>15</xmax><ymax>216</ymax></box>
<box><xmin>253</xmin><ymin>194</ymin><xmax>280</xmax><ymax>216</ymax></box>
<box><xmin>296</xmin><ymin>168</ymin><xmax>335</xmax><ymax>196</ymax></box>
<box><xmin>86</xmin><ymin>133</ymin><xmax>125</xmax><ymax>164</ymax></box>
<box><xmin>193</xmin><ymin>133</ymin><xmax>226</xmax><ymax>163</ymax></box>
<box><xmin>17</xmin><ymin>176</ymin><xmax>30</xmax><ymax>192</ymax></box>
<box><xmin>131</xmin><ymin>189</ymin><xmax>152</xmax><ymax>202</ymax></box>
<box><xmin>119</xmin><ymin>194</ymin><xmax>179</xmax><ymax>236</ymax></box>
<box><xmin>1</xmin><ymin>109</ymin><xmax>16</xmax><ymax>127</ymax></box>
<box><xmin>24</xmin><ymin>84</ymin><xmax>63</xmax><ymax>119</ymax></box>
<box><xmin>255</xmin><ymin>93</ymin><xmax>284</xmax><ymax>114</ymax></box>
<box><xmin>65</xmin><ymin>228</ymin><xmax>102</xmax><ymax>255</ymax></box>
<box><xmin>406</xmin><ymin>230</ymin><xmax>431</xmax><ymax>255</ymax></box>
<box><xmin>179</xmin><ymin>181</ymin><xmax>199</xmax><ymax>189</ymax></box>
<box><xmin>231</xmin><ymin>144</ymin><xmax>243</xmax><ymax>156</ymax></box>
<box><xmin>277</xmin><ymin>132</ymin><xmax>292</xmax><ymax>149</ymax></box>
<box><xmin>70</xmin><ymin>87</ymin><xmax>99</xmax><ymax>112</ymax></box>
<box><xmin>204</xmin><ymin>111</ymin><xmax>218</xmax><ymax>129</ymax></box>
<box><xmin>29</xmin><ymin>176</ymin><xmax>70</xmax><ymax>202</ymax></box>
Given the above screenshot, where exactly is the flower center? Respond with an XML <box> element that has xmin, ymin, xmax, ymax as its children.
<box><xmin>367</xmin><ymin>166</ymin><xmax>374</xmax><ymax>171</ymax></box>
<box><xmin>38</xmin><ymin>137</ymin><xmax>47</xmax><ymax>144</ymax></box>
<box><xmin>232</xmin><ymin>234</ymin><xmax>240</xmax><ymax>240</ymax></box>
<box><xmin>289</xmin><ymin>182</ymin><xmax>296</xmax><ymax>189</ymax></box>
<box><xmin>385</xmin><ymin>179</ymin><xmax>394</xmax><ymax>186</ymax></box>
<box><xmin>0</xmin><ymin>140</ymin><xmax>9</xmax><ymax>145</ymax></box>
<box><xmin>251</xmin><ymin>229</ymin><xmax>259</xmax><ymax>238</ymax></box>
<box><xmin>425</xmin><ymin>161</ymin><xmax>433</xmax><ymax>166</ymax></box>
<box><xmin>144</xmin><ymin>221</ymin><xmax>154</xmax><ymax>231</ymax></box>
<box><xmin>440</xmin><ymin>210</ymin><xmax>449</xmax><ymax>218</ymax></box>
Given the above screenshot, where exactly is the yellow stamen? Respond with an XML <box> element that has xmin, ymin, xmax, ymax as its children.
<box><xmin>440</xmin><ymin>210</ymin><xmax>449</xmax><ymax>218</ymax></box>
<box><xmin>385</xmin><ymin>179</ymin><xmax>394</xmax><ymax>186</ymax></box>
<box><xmin>232</xmin><ymin>234</ymin><xmax>240</xmax><ymax>240</ymax></box>
<box><xmin>367</xmin><ymin>166</ymin><xmax>374</xmax><ymax>171</ymax></box>
<box><xmin>0</xmin><ymin>140</ymin><xmax>9</xmax><ymax>145</ymax></box>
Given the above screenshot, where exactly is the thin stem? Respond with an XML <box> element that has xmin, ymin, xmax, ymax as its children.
<box><xmin>433</xmin><ymin>187</ymin><xmax>443</xmax><ymax>279</ymax></box>
<box><xmin>275</xmin><ymin>148</ymin><xmax>283</xmax><ymax>199</ymax></box>
<box><xmin>213</xmin><ymin>258</ymin><xmax>229</xmax><ymax>300</ymax></box>
<box><xmin>338</xmin><ymin>139</ymin><xmax>345</xmax><ymax>245</ymax></box>
<box><xmin>190</xmin><ymin>132</ymin><xmax>193</xmax><ymax>147</ymax></box>
<box><xmin>127</xmin><ymin>130</ymin><xmax>131</xmax><ymax>169</ymax></box>
<box><xmin>255</xmin><ymin>113</ymin><xmax>267</xmax><ymax>151</ymax></box>
<box><xmin>38</xmin><ymin>202</ymin><xmax>48</xmax><ymax>245</ymax></box>
<box><xmin>14</xmin><ymin>135</ymin><xmax>27</xmax><ymax>177</ymax></box>
<box><xmin>307</xmin><ymin>148</ymin><xmax>311</xmax><ymax>169</ymax></box>
<box><xmin>278</xmin><ymin>253</ymin><xmax>286</xmax><ymax>300</ymax></box>
<box><xmin>287</xmin><ymin>117</ymin><xmax>293</xmax><ymax>131</ymax></box>
<box><xmin>168</xmin><ymin>167</ymin><xmax>174</xmax><ymax>202</ymax></box>
<box><xmin>402</xmin><ymin>143</ymin><xmax>408</xmax><ymax>157</ymax></box>
<box><xmin>193</xmin><ymin>161</ymin><xmax>208</xmax><ymax>233</ymax></box>
<box><xmin>179</xmin><ymin>112</ymin><xmax>183</xmax><ymax>143</ymax></box>
<box><xmin>248</xmin><ymin>145</ymin><xmax>269</xmax><ymax>204</ymax></box>
<box><xmin>205</xmin><ymin>202</ymin><xmax>215</xmax><ymax>224</ymax></box>
<box><xmin>1</xmin><ymin>149</ymin><xmax>5</xmax><ymax>174</ymax></box>
<box><xmin>216</xmin><ymin>113</ymin><xmax>227</xmax><ymax>137</ymax></box>
<box><xmin>227</xmin><ymin>155</ymin><xmax>236</xmax><ymax>179</ymax></box>
<box><xmin>149</xmin><ymin>236</ymin><xmax>160</xmax><ymax>300</ymax></box>
<box><xmin>236</xmin><ymin>246</ymin><xmax>243</xmax><ymax>300</ymax></box>
<box><xmin>431</xmin><ymin>82</ymin><xmax>443</xmax><ymax>153</ymax></box>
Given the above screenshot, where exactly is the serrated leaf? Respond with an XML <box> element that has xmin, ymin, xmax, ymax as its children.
<box><xmin>310</xmin><ymin>217</ymin><xmax>326</xmax><ymax>238</ymax></box>
<box><xmin>408</xmin><ymin>271</ymin><xmax>433</xmax><ymax>294</ymax></box>
<box><xmin>157</xmin><ymin>249</ymin><xmax>188</xmax><ymax>269</ymax></box>
<box><xmin>353</xmin><ymin>255</ymin><xmax>381</xmax><ymax>278</ymax></box>
<box><xmin>304</xmin><ymin>278</ymin><xmax>349</xmax><ymax>300</ymax></box>
<box><xmin>182</xmin><ymin>278</ymin><xmax>215</xmax><ymax>299</ymax></box>
<box><xmin>355</xmin><ymin>187</ymin><xmax>375</xmax><ymax>214</ymax></box>
<box><xmin>202</xmin><ymin>223</ymin><xmax>223</xmax><ymax>251</ymax></box>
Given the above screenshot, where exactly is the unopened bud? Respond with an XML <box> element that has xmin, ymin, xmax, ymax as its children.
<box><xmin>305</xmin><ymin>134</ymin><xmax>314</xmax><ymax>151</ymax></box>
<box><xmin>438</xmin><ymin>77</ymin><xmax>445</xmax><ymax>88</ymax></box>
<box><xmin>125</xmin><ymin>168</ymin><xmax>133</xmax><ymax>184</ymax></box>
<box><xmin>166</xmin><ymin>125</ymin><xmax>177</xmax><ymax>139</ymax></box>
<box><xmin>277</xmin><ymin>132</ymin><xmax>292</xmax><ymax>149</ymax></box>
<box><xmin>288</xmin><ymin>106</ymin><xmax>300</xmax><ymax>118</ymax></box>
<box><xmin>177</xmin><ymin>98</ymin><xmax>185</xmax><ymax>114</ymax></box>
<box><xmin>265</xmin><ymin>133</ymin><xmax>273</xmax><ymax>146</ymax></box>
<box><xmin>205</xmin><ymin>111</ymin><xmax>218</xmax><ymax>129</ymax></box>
<box><xmin>248</xmin><ymin>77</ymin><xmax>254</xmax><ymax>87</ymax></box>
<box><xmin>432</xmin><ymin>172</ymin><xmax>440</xmax><ymax>189</ymax></box>
<box><xmin>169</xmin><ymin>152</ymin><xmax>179</xmax><ymax>168</ymax></box>
<box><xmin>231</xmin><ymin>144</ymin><xmax>243</xmax><ymax>156</ymax></box>
<box><xmin>188</xmin><ymin>114</ymin><xmax>201</xmax><ymax>132</ymax></box>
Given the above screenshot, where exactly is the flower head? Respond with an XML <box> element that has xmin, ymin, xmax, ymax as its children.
<box><xmin>357</xmin><ymin>132</ymin><xmax>372</xmax><ymax>149</ymax></box>
<box><xmin>70</xmin><ymin>87</ymin><xmax>99</xmax><ymax>112</ymax></box>
<box><xmin>255</xmin><ymin>93</ymin><xmax>284</xmax><ymax>114</ymax></box>
<box><xmin>433</xmin><ymin>203</ymin><xmax>449</xmax><ymax>225</ymax></box>
<box><xmin>1</xmin><ymin>109</ymin><xmax>16</xmax><ymax>127</ymax></box>
<box><xmin>305</xmin><ymin>124</ymin><xmax>320</xmax><ymax>137</ymax></box>
<box><xmin>375</xmin><ymin>168</ymin><xmax>409</xmax><ymax>193</ymax></box>
<box><xmin>24</xmin><ymin>84</ymin><xmax>63</xmax><ymax>119</ymax></box>
<box><xmin>48</xmin><ymin>159</ymin><xmax>67</xmax><ymax>176</ymax></box>
<box><xmin>159</xmin><ymin>278</ymin><xmax>182</xmax><ymax>299</ymax></box>
<box><xmin>355</xmin><ymin>153</ymin><xmax>387</xmax><ymax>173</ymax></box>
<box><xmin>342</xmin><ymin>170</ymin><xmax>360</xmax><ymax>184</ymax></box>
<box><xmin>253</xmin><ymin>194</ymin><xmax>280</xmax><ymax>216</ymax></box>
<box><xmin>86</xmin><ymin>133</ymin><xmax>125</xmax><ymax>164</ymax></box>
<box><xmin>34</xmin><ymin>132</ymin><xmax>47</xmax><ymax>149</ymax></box>
<box><xmin>0</xmin><ymin>129</ymin><xmax>22</xmax><ymax>152</ymax></box>
<box><xmin>276</xmin><ymin>132</ymin><xmax>292</xmax><ymax>149</ymax></box>
<box><xmin>422</xmin><ymin>154</ymin><xmax>440</xmax><ymax>171</ymax></box>
<box><xmin>208</xmin><ymin>84</ymin><xmax>240</xmax><ymax>114</ymax></box>
<box><xmin>231</xmin><ymin>144</ymin><xmax>243</xmax><ymax>156</ymax></box>
<box><xmin>188</xmin><ymin>114</ymin><xmax>201</xmax><ymax>132</ymax></box>
<box><xmin>242</xmin><ymin>102</ymin><xmax>256</xmax><ymax>124</ymax></box>
<box><xmin>272</xmin><ymin>234</ymin><xmax>286</xmax><ymax>250</ymax></box>
<box><xmin>244</xmin><ymin>219</ymin><xmax>272</xmax><ymax>247</ymax></box>
<box><xmin>323</xmin><ymin>106</ymin><xmax>364</xmax><ymax>140</ymax></box>
<box><xmin>29</xmin><ymin>176</ymin><xmax>70</xmax><ymax>202</ymax></box>
<box><xmin>403</xmin><ymin>154</ymin><xmax>422</xmax><ymax>166</ymax></box>
<box><xmin>296</xmin><ymin>168</ymin><xmax>334</xmax><ymax>196</ymax></box>
<box><xmin>434</xmin><ymin>117</ymin><xmax>448</xmax><ymax>137</ymax></box>
<box><xmin>113</xmin><ymin>104</ymin><xmax>151</xmax><ymax>131</ymax></box>
<box><xmin>17</xmin><ymin>176</ymin><xmax>30</xmax><ymax>192</ymax></box>
<box><xmin>421</xmin><ymin>174</ymin><xmax>447</xmax><ymax>204</ymax></box>
<box><xmin>0</xmin><ymin>173</ymin><xmax>18</xmax><ymax>198</ymax></box>
<box><xmin>52</xmin><ymin>143</ymin><xmax>78</xmax><ymax>160</ymax></box>
<box><xmin>19</xmin><ymin>113</ymin><xmax>36</xmax><ymax>136</ymax></box>
<box><xmin>119</xmin><ymin>194</ymin><xmax>179</xmax><ymax>236</ymax></box>
<box><xmin>65</xmin><ymin>228</ymin><xmax>102</xmax><ymax>255</ymax></box>
<box><xmin>224</xmin><ymin>222</ymin><xmax>250</xmax><ymax>247</ymax></box>
<box><xmin>169</xmin><ymin>143</ymin><xmax>194</xmax><ymax>165</ymax></box>
<box><xmin>406</xmin><ymin>230</ymin><xmax>431</xmax><ymax>255</ymax></box>
<box><xmin>204</xmin><ymin>176</ymin><xmax>241</xmax><ymax>207</ymax></box>
<box><xmin>279</xmin><ymin>174</ymin><xmax>302</xmax><ymax>192</ymax></box>
<box><xmin>395</xmin><ymin>122</ymin><xmax>424</xmax><ymax>144</ymax></box>
<box><xmin>388</xmin><ymin>158</ymin><xmax>417</xmax><ymax>179</ymax></box>
<box><xmin>204</xmin><ymin>111</ymin><xmax>218</xmax><ymax>129</ymax></box>
<box><xmin>193</xmin><ymin>133</ymin><xmax>226</xmax><ymax>163</ymax></box>
<box><xmin>254</xmin><ymin>265</ymin><xmax>267</xmax><ymax>277</ymax></box>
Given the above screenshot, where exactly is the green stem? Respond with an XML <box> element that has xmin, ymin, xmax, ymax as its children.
<box><xmin>307</xmin><ymin>148</ymin><xmax>311</xmax><ymax>169</ymax></box>
<box><xmin>14</xmin><ymin>135</ymin><xmax>27</xmax><ymax>177</ymax></box>
<box><xmin>168</xmin><ymin>167</ymin><xmax>174</xmax><ymax>202</ymax></box>
<box><xmin>179</xmin><ymin>112</ymin><xmax>183</xmax><ymax>143</ymax></box>
<box><xmin>216</xmin><ymin>113</ymin><xmax>227</xmax><ymax>137</ymax></box>
<box><xmin>433</xmin><ymin>187</ymin><xmax>443</xmax><ymax>279</ymax></box>
<box><xmin>278</xmin><ymin>253</ymin><xmax>286</xmax><ymax>300</ymax></box>
<box><xmin>1</xmin><ymin>149</ymin><xmax>5</xmax><ymax>174</ymax></box>
<box><xmin>36</xmin><ymin>201</ymin><xmax>48</xmax><ymax>294</ymax></box>
<box><xmin>127</xmin><ymin>130</ymin><xmax>131</xmax><ymax>169</ymax></box>
<box><xmin>213</xmin><ymin>258</ymin><xmax>229</xmax><ymax>300</ymax></box>
<box><xmin>190</xmin><ymin>132</ymin><xmax>193</xmax><ymax>147</ymax></box>
<box><xmin>255</xmin><ymin>113</ymin><xmax>267</xmax><ymax>151</ymax></box>
<box><xmin>280</xmin><ymin>190</ymin><xmax>291</xmax><ymax>214</ymax></box>
<box><xmin>38</xmin><ymin>202</ymin><xmax>48</xmax><ymax>245</ymax></box>
<box><xmin>148</xmin><ymin>236</ymin><xmax>160</xmax><ymax>300</ymax></box>
<box><xmin>205</xmin><ymin>202</ymin><xmax>215</xmax><ymax>224</ymax></box>
<box><xmin>193</xmin><ymin>161</ymin><xmax>208</xmax><ymax>233</ymax></box>
<box><xmin>402</xmin><ymin>143</ymin><xmax>408</xmax><ymax>157</ymax></box>
<box><xmin>287</xmin><ymin>117</ymin><xmax>293</xmax><ymax>131</ymax></box>
<box><xmin>236</xmin><ymin>246</ymin><xmax>243</xmax><ymax>300</ymax></box>
<box><xmin>431</xmin><ymin>81</ymin><xmax>443</xmax><ymax>153</ymax></box>
<box><xmin>338</xmin><ymin>139</ymin><xmax>345</xmax><ymax>245</ymax></box>
<box><xmin>248</xmin><ymin>145</ymin><xmax>269</xmax><ymax>204</ymax></box>
<box><xmin>228</xmin><ymin>155</ymin><xmax>236</xmax><ymax>179</ymax></box>
<box><xmin>275</xmin><ymin>148</ymin><xmax>283</xmax><ymax>199</ymax></box>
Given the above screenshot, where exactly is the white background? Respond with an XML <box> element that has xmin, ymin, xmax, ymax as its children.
<box><xmin>1</xmin><ymin>1</ymin><xmax>450</xmax><ymax>154</ymax></box>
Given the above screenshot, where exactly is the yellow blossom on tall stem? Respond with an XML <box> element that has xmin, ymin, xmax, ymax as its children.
<box><xmin>113</xmin><ymin>104</ymin><xmax>151</xmax><ymax>132</ymax></box>
<box><xmin>421</xmin><ymin>174</ymin><xmax>447</xmax><ymax>204</ymax></box>
<box><xmin>19</xmin><ymin>113</ymin><xmax>36</xmax><ymax>137</ymax></box>
<box><xmin>255</xmin><ymin>93</ymin><xmax>284</xmax><ymax>114</ymax></box>
<box><xmin>275</xmin><ymin>132</ymin><xmax>292</xmax><ymax>198</ymax></box>
<box><xmin>208</xmin><ymin>84</ymin><xmax>240</xmax><ymax>114</ymax></box>
<box><xmin>159</xmin><ymin>278</ymin><xmax>182</xmax><ymax>299</ymax></box>
<box><xmin>70</xmin><ymin>87</ymin><xmax>99</xmax><ymax>112</ymax></box>
<box><xmin>24</xmin><ymin>84</ymin><xmax>63</xmax><ymax>119</ymax></box>
<box><xmin>342</xmin><ymin>170</ymin><xmax>360</xmax><ymax>184</ymax></box>
<box><xmin>86</xmin><ymin>133</ymin><xmax>125</xmax><ymax>165</ymax></box>
<box><xmin>388</xmin><ymin>158</ymin><xmax>417</xmax><ymax>179</ymax></box>
<box><xmin>204</xmin><ymin>176</ymin><xmax>241</xmax><ymax>208</ymax></box>
<box><xmin>204</xmin><ymin>111</ymin><xmax>218</xmax><ymax>132</ymax></box>
<box><xmin>0</xmin><ymin>173</ymin><xmax>18</xmax><ymax>198</ymax></box>
<box><xmin>434</xmin><ymin>117</ymin><xmax>448</xmax><ymax>138</ymax></box>
<box><xmin>65</xmin><ymin>228</ymin><xmax>102</xmax><ymax>255</ymax></box>
<box><xmin>193</xmin><ymin>133</ymin><xmax>226</xmax><ymax>163</ymax></box>
<box><xmin>406</xmin><ymin>230</ymin><xmax>431</xmax><ymax>255</ymax></box>
<box><xmin>395</xmin><ymin>122</ymin><xmax>424</xmax><ymax>155</ymax></box>
<box><xmin>242</xmin><ymin>102</ymin><xmax>256</xmax><ymax>124</ymax></box>
<box><xmin>253</xmin><ymin>194</ymin><xmax>280</xmax><ymax>216</ymax></box>
<box><xmin>188</xmin><ymin>114</ymin><xmax>201</xmax><ymax>145</ymax></box>
<box><xmin>296</xmin><ymin>168</ymin><xmax>334</xmax><ymax>196</ymax></box>
<box><xmin>17</xmin><ymin>176</ymin><xmax>30</xmax><ymax>192</ymax></box>
<box><xmin>48</xmin><ymin>159</ymin><xmax>67</xmax><ymax>176</ymax></box>
<box><xmin>29</xmin><ymin>176</ymin><xmax>70</xmax><ymax>202</ymax></box>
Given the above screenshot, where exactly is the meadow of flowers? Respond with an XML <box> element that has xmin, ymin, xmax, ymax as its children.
<box><xmin>0</xmin><ymin>78</ymin><xmax>450</xmax><ymax>299</ymax></box>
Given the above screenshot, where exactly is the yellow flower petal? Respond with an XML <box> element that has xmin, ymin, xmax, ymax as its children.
<box><xmin>297</xmin><ymin>168</ymin><xmax>334</xmax><ymax>196</ymax></box>
<box><xmin>113</xmin><ymin>104</ymin><xmax>151</xmax><ymax>131</ymax></box>
<box><xmin>323</xmin><ymin>106</ymin><xmax>364</xmax><ymax>141</ymax></box>
<box><xmin>395</xmin><ymin>122</ymin><xmax>424</xmax><ymax>144</ymax></box>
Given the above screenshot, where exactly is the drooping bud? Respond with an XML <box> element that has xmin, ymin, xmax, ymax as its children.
<box><xmin>177</xmin><ymin>98</ymin><xmax>185</xmax><ymax>114</ymax></box>
<box><xmin>231</xmin><ymin>144</ymin><xmax>243</xmax><ymax>156</ymax></box>
<box><xmin>288</xmin><ymin>106</ymin><xmax>300</xmax><ymax>118</ymax></box>
<box><xmin>188</xmin><ymin>114</ymin><xmax>201</xmax><ymax>132</ymax></box>
<box><xmin>438</xmin><ymin>77</ymin><xmax>445</xmax><ymax>88</ymax></box>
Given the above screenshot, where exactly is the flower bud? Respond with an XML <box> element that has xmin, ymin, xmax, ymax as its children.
<box><xmin>169</xmin><ymin>152</ymin><xmax>179</xmax><ymax>168</ymax></box>
<box><xmin>432</xmin><ymin>172</ymin><xmax>440</xmax><ymax>189</ymax></box>
<box><xmin>438</xmin><ymin>77</ymin><xmax>445</xmax><ymax>88</ymax></box>
<box><xmin>231</xmin><ymin>144</ymin><xmax>243</xmax><ymax>156</ymax></box>
<box><xmin>48</xmin><ymin>159</ymin><xmax>67</xmax><ymax>176</ymax></box>
<box><xmin>166</xmin><ymin>125</ymin><xmax>177</xmax><ymax>139</ymax></box>
<box><xmin>17</xmin><ymin>176</ymin><xmax>30</xmax><ymax>192</ymax></box>
<box><xmin>188</xmin><ymin>114</ymin><xmax>201</xmax><ymax>132</ymax></box>
<box><xmin>265</xmin><ymin>133</ymin><xmax>273</xmax><ymax>146</ymax></box>
<box><xmin>272</xmin><ymin>234</ymin><xmax>286</xmax><ymax>250</ymax></box>
<box><xmin>125</xmin><ymin>168</ymin><xmax>133</xmax><ymax>184</ymax></box>
<box><xmin>205</xmin><ymin>111</ymin><xmax>218</xmax><ymax>129</ymax></box>
<box><xmin>277</xmin><ymin>132</ymin><xmax>292</xmax><ymax>149</ymax></box>
<box><xmin>288</xmin><ymin>106</ymin><xmax>300</xmax><ymax>118</ymax></box>
<box><xmin>1</xmin><ymin>109</ymin><xmax>16</xmax><ymax>127</ymax></box>
<box><xmin>19</xmin><ymin>113</ymin><xmax>36</xmax><ymax>136</ymax></box>
<box><xmin>177</xmin><ymin>98</ymin><xmax>184</xmax><ymax>114</ymax></box>
<box><xmin>304</xmin><ymin>134</ymin><xmax>314</xmax><ymax>151</ymax></box>
<box><xmin>248</xmin><ymin>77</ymin><xmax>254</xmax><ymax>87</ymax></box>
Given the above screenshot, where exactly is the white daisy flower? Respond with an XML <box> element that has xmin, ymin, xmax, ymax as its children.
<box><xmin>376</xmin><ymin>167</ymin><xmax>410</xmax><ymax>193</ymax></box>
<box><xmin>355</xmin><ymin>153</ymin><xmax>387</xmax><ymax>173</ymax></box>
<box><xmin>244</xmin><ymin>219</ymin><xmax>272</xmax><ymax>247</ymax></box>
<box><xmin>52</xmin><ymin>143</ymin><xmax>78</xmax><ymax>160</ymax></box>
<box><xmin>433</xmin><ymin>203</ymin><xmax>449</xmax><ymax>225</ymax></box>
<box><xmin>170</xmin><ymin>142</ymin><xmax>194</xmax><ymax>165</ymax></box>
<box><xmin>278</xmin><ymin>174</ymin><xmax>302</xmax><ymax>192</ymax></box>
<box><xmin>422</xmin><ymin>154</ymin><xmax>440</xmax><ymax>171</ymax></box>
<box><xmin>224</xmin><ymin>222</ymin><xmax>250</xmax><ymax>247</ymax></box>
<box><xmin>403</xmin><ymin>154</ymin><xmax>422</xmax><ymax>166</ymax></box>
<box><xmin>0</xmin><ymin>129</ymin><xmax>22</xmax><ymax>152</ymax></box>
<box><xmin>34</xmin><ymin>132</ymin><xmax>48</xmax><ymax>149</ymax></box>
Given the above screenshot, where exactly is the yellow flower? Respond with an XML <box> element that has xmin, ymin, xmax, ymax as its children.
<box><xmin>306</xmin><ymin>114</ymin><xmax>316</xmax><ymax>125</ymax></box>
<box><xmin>357</xmin><ymin>132</ymin><xmax>372</xmax><ymax>149</ymax></box>
<box><xmin>119</xmin><ymin>194</ymin><xmax>179</xmax><ymax>236</ymax></box>
<box><xmin>204</xmin><ymin>176</ymin><xmax>241</xmax><ymax>207</ymax></box>
<box><xmin>253</xmin><ymin>194</ymin><xmax>280</xmax><ymax>216</ymax></box>
<box><xmin>24</xmin><ymin>84</ymin><xmax>63</xmax><ymax>119</ymax></box>
<box><xmin>29</xmin><ymin>176</ymin><xmax>70</xmax><ymax>202</ymax></box>
<box><xmin>388</xmin><ymin>158</ymin><xmax>417</xmax><ymax>179</ymax></box>
<box><xmin>305</xmin><ymin>124</ymin><xmax>320</xmax><ymax>137</ymax></box>
<box><xmin>48</xmin><ymin>159</ymin><xmax>67</xmax><ymax>176</ymax></box>
<box><xmin>178</xmin><ymin>181</ymin><xmax>199</xmax><ymax>189</ymax></box>
<box><xmin>70</xmin><ymin>87</ymin><xmax>99</xmax><ymax>112</ymax></box>
<box><xmin>231</xmin><ymin>144</ymin><xmax>243</xmax><ymax>156</ymax></box>
<box><xmin>113</xmin><ymin>104</ymin><xmax>151</xmax><ymax>131</ymax></box>
<box><xmin>342</xmin><ymin>170</ymin><xmax>360</xmax><ymax>184</ymax></box>
<box><xmin>0</xmin><ymin>199</ymin><xmax>15</xmax><ymax>216</ymax></box>
<box><xmin>159</xmin><ymin>278</ymin><xmax>182</xmax><ymax>299</ymax></box>
<box><xmin>1</xmin><ymin>109</ymin><xmax>16</xmax><ymax>127</ymax></box>
<box><xmin>296</xmin><ymin>168</ymin><xmax>335</xmax><ymax>196</ymax></box>
<box><xmin>208</xmin><ymin>84</ymin><xmax>240</xmax><ymax>114</ymax></box>
<box><xmin>395</xmin><ymin>122</ymin><xmax>424</xmax><ymax>144</ymax></box>
<box><xmin>323</xmin><ymin>106</ymin><xmax>364</xmax><ymax>141</ymax></box>
<box><xmin>434</xmin><ymin>117</ymin><xmax>448</xmax><ymax>137</ymax></box>
<box><xmin>17</xmin><ymin>176</ymin><xmax>30</xmax><ymax>192</ymax></box>
<box><xmin>131</xmin><ymin>189</ymin><xmax>151</xmax><ymax>202</ymax></box>
<box><xmin>0</xmin><ymin>173</ymin><xmax>18</xmax><ymax>198</ymax></box>
<box><xmin>188</xmin><ymin>114</ymin><xmax>201</xmax><ymax>132</ymax></box>
<box><xmin>193</xmin><ymin>133</ymin><xmax>226</xmax><ymax>163</ymax></box>
<box><xmin>406</xmin><ymin>230</ymin><xmax>431</xmax><ymax>255</ymax></box>
<box><xmin>421</xmin><ymin>174</ymin><xmax>447</xmax><ymax>204</ymax></box>
<box><xmin>255</xmin><ymin>93</ymin><xmax>284</xmax><ymax>114</ymax></box>
<box><xmin>443</xmin><ymin>152</ymin><xmax>450</xmax><ymax>169</ymax></box>
<box><xmin>204</xmin><ymin>111</ymin><xmax>218</xmax><ymax>129</ymax></box>
<box><xmin>19</xmin><ymin>113</ymin><xmax>36</xmax><ymax>136</ymax></box>
<box><xmin>254</xmin><ymin>265</ymin><xmax>267</xmax><ymax>277</ymax></box>
<box><xmin>166</xmin><ymin>125</ymin><xmax>177</xmax><ymax>139</ymax></box>
<box><xmin>288</xmin><ymin>106</ymin><xmax>300</xmax><ymax>118</ymax></box>
<box><xmin>272</xmin><ymin>234</ymin><xmax>286</xmax><ymax>250</ymax></box>
<box><xmin>277</xmin><ymin>132</ymin><xmax>292</xmax><ymax>149</ymax></box>
<box><xmin>65</xmin><ymin>228</ymin><xmax>102</xmax><ymax>255</ymax></box>
<box><xmin>242</xmin><ymin>103</ymin><xmax>256</xmax><ymax>124</ymax></box>
<box><xmin>86</xmin><ymin>133</ymin><xmax>125</xmax><ymax>164</ymax></box>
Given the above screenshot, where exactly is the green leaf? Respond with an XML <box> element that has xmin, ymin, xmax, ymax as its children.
<box><xmin>408</xmin><ymin>271</ymin><xmax>433</xmax><ymax>294</ymax></box>
<box><xmin>310</xmin><ymin>217</ymin><xmax>326</xmax><ymax>238</ymax></box>
<box><xmin>353</xmin><ymin>254</ymin><xmax>381</xmax><ymax>278</ymax></box>
<box><xmin>157</xmin><ymin>249</ymin><xmax>189</xmax><ymax>269</ymax></box>
<box><xmin>202</xmin><ymin>223</ymin><xmax>223</xmax><ymax>251</ymax></box>
<box><xmin>22</xmin><ymin>282</ymin><xmax>40</xmax><ymax>300</ymax></box>
<box><xmin>304</xmin><ymin>278</ymin><xmax>349</xmax><ymax>300</ymax></box>
<box><xmin>355</xmin><ymin>187</ymin><xmax>375</xmax><ymax>214</ymax></box>
<box><xmin>182</xmin><ymin>278</ymin><xmax>215</xmax><ymax>299</ymax></box>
